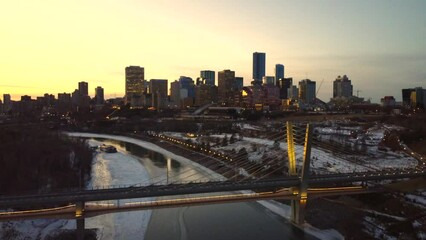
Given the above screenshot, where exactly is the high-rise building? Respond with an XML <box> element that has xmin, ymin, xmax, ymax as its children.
<box><xmin>299</xmin><ymin>79</ymin><xmax>316</xmax><ymax>104</ymax></box>
<box><xmin>179</xmin><ymin>76</ymin><xmax>195</xmax><ymax>98</ymax></box>
<box><xmin>3</xmin><ymin>94</ymin><xmax>12</xmax><ymax>112</ymax></box>
<box><xmin>200</xmin><ymin>70</ymin><xmax>215</xmax><ymax>86</ymax></box>
<box><xmin>78</xmin><ymin>82</ymin><xmax>88</xmax><ymax>96</ymax></box>
<box><xmin>277</xmin><ymin>77</ymin><xmax>293</xmax><ymax>99</ymax></box>
<box><xmin>253</xmin><ymin>52</ymin><xmax>266</xmax><ymax>84</ymax></box>
<box><xmin>125</xmin><ymin>66</ymin><xmax>145</xmax><ymax>104</ymax></box>
<box><xmin>235</xmin><ymin>77</ymin><xmax>244</xmax><ymax>91</ymax></box>
<box><xmin>333</xmin><ymin>75</ymin><xmax>353</xmax><ymax>98</ymax></box>
<box><xmin>218</xmin><ymin>69</ymin><xmax>236</xmax><ymax>105</ymax></box>
<box><xmin>262</xmin><ymin>76</ymin><xmax>275</xmax><ymax>86</ymax></box>
<box><xmin>149</xmin><ymin>79</ymin><xmax>168</xmax><ymax>109</ymax></box>
<box><xmin>402</xmin><ymin>88</ymin><xmax>413</xmax><ymax>107</ymax></box>
<box><xmin>58</xmin><ymin>93</ymin><xmax>71</xmax><ymax>103</ymax></box>
<box><xmin>170</xmin><ymin>80</ymin><xmax>181</xmax><ymax>108</ymax></box>
<box><xmin>410</xmin><ymin>87</ymin><xmax>426</xmax><ymax>108</ymax></box>
<box><xmin>287</xmin><ymin>85</ymin><xmax>299</xmax><ymax>99</ymax></box>
<box><xmin>275</xmin><ymin>64</ymin><xmax>284</xmax><ymax>80</ymax></box>
<box><xmin>195</xmin><ymin>84</ymin><xmax>218</xmax><ymax>106</ymax></box>
<box><xmin>95</xmin><ymin>86</ymin><xmax>104</xmax><ymax>105</ymax></box>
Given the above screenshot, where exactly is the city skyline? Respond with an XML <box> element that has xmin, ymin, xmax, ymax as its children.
<box><xmin>1</xmin><ymin>0</ymin><xmax>425</xmax><ymax>102</ymax></box>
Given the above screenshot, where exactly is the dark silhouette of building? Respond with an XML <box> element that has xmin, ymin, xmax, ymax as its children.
<box><xmin>149</xmin><ymin>79</ymin><xmax>168</xmax><ymax>109</ymax></box>
<box><xmin>95</xmin><ymin>86</ymin><xmax>104</xmax><ymax>105</ymax></box>
<box><xmin>275</xmin><ymin>64</ymin><xmax>284</xmax><ymax>80</ymax></box>
<box><xmin>299</xmin><ymin>79</ymin><xmax>316</xmax><ymax>104</ymax></box>
<box><xmin>235</xmin><ymin>77</ymin><xmax>244</xmax><ymax>91</ymax></box>
<box><xmin>195</xmin><ymin>84</ymin><xmax>218</xmax><ymax>106</ymax></box>
<box><xmin>253</xmin><ymin>52</ymin><xmax>265</xmax><ymax>85</ymax></box>
<box><xmin>402</xmin><ymin>88</ymin><xmax>415</xmax><ymax>107</ymax></box>
<box><xmin>277</xmin><ymin>77</ymin><xmax>292</xmax><ymax>99</ymax></box>
<box><xmin>218</xmin><ymin>69</ymin><xmax>236</xmax><ymax>106</ymax></box>
<box><xmin>333</xmin><ymin>75</ymin><xmax>353</xmax><ymax>98</ymax></box>
<box><xmin>78</xmin><ymin>82</ymin><xmax>88</xmax><ymax>96</ymax></box>
<box><xmin>3</xmin><ymin>94</ymin><xmax>12</xmax><ymax>112</ymax></box>
<box><xmin>200</xmin><ymin>70</ymin><xmax>215</xmax><ymax>86</ymax></box>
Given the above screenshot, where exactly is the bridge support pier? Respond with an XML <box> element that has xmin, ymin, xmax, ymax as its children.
<box><xmin>76</xmin><ymin>201</ymin><xmax>85</xmax><ymax>240</ymax></box>
<box><xmin>291</xmin><ymin>195</ymin><xmax>307</xmax><ymax>225</ymax></box>
<box><xmin>287</xmin><ymin>123</ymin><xmax>313</xmax><ymax>226</ymax></box>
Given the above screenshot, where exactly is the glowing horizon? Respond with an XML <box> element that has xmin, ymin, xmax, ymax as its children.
<box><xmin>1</xmin><ymin>0</ymin><xmax>425</xmax><ymax>102</ymax></box>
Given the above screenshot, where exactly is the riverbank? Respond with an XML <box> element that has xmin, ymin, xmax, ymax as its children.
<box><xmin>67</xmin><ymin>132</ymin><xmax>344</xmax><ymax>240</ymax></box>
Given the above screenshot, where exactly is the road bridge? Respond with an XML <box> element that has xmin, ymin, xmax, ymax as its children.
<box><xmin>1</xmin><ymin>123</ymin><xmax>425</xmax><ymax>240</ymax></box>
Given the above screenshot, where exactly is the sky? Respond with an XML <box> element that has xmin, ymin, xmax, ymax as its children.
<box><xmin>1</xmin><ymin>0</ymin><xmax>425</xmax><ymax>102</ymax></box>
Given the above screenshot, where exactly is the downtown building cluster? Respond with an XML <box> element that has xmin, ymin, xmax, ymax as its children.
<box><xmin>124</xmin><ymin>52</ymin><xmax>339</xmax><ymax>111</ymax></box>
<box><xmin>0</xmin><ymin>82</ymin><xmax>105</xmax><ymax>118</ymax></box>
<box><xmin>1</xmin><ymin>51</ymin><xmax>425</xmax><ymax>117</ymax></box>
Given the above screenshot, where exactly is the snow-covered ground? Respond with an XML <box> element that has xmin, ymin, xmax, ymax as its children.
<box><xmin>0</xmin><ymin>138</ymin><xmax>154</xmax><ymax>240</ymax></box>
<box><xmin>2</xmin><ymin>129</ymin><xmax>420</xmax><ymax>240</ymax></box>
<box><xmin>166</xmin><ymin>128</ymin><xmax>418</xmax><ymax>174</ymax></box>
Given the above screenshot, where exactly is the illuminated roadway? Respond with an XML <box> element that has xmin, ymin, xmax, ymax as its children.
<box><xmin>0</xmin><ymin>186</ymin><xmax>378</xmax><ymax>221</ymax></box>
<box><xmin>0</xmin><ymin>169</ymin><xmax>424</xmax><ymax>214</ymax></box>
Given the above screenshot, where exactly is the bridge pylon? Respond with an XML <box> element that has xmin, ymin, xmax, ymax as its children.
<box><xmin>286</xmin><ymin>122</ymin><xmax>313</xmax><ymax>225</ymax></box>
<box><xmin>76</xmin><ymin>201</ymin><xmax>85</xmax><ymax>240</ymax></box>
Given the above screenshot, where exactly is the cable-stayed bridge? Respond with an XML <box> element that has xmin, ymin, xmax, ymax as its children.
<box><xmin>1</xmin><ymin>122</ymin><xmax>425</xmax><ymax>240</ymax></box>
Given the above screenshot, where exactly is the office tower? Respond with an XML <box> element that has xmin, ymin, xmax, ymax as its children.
<box><xmin>287</xmin><ymin>85</ymin><xmax>299</xmax><ymax>99</ymax></box>
<box><xmin>218</xmin><ymin>69</ymin><xmax>236</xmax><ymax>105</ymax></box>
<box><xmin>170</xmin><ymin>80</ymin><xmax>181</xmax><ymax>107</ymax></box>
<box><xmin>299</xmin><ymin>79</ymin><xmax>316</xmax><ymax>104</ymax></box>
<box><xmin>253</xmin><ymin>52</ymin><xmax>266</xmax><ymax>84</ymax></box>
<box><xmin>402</xmin><ymin>88</ymin><xmax>414</xmax><ymax>107</ymax></box>
<box><xmin>275</xmin><ymin>64</ymin><xmax>284</xmax><ymax>80</ymax></box>
<box><xmin>71</xmin><ymin>89</ymin><xmax>81</xmax><ymax>107</ymax></box>
<box><xmin>3</xmin><ymin>94</ymin><xmax>12</xmax><ymax>112</ymax></box>
<box><xmin>57</xmin><ymin>92</ymin><xmax>72</xmax><ymax>112</ymax></box>
<box><xmin>149</xmin><ymin>79</ymin><xmax>168</xmax><ymax>109</ymax></box>
<box><xmin>410</xmin><ymin>87</ymin><xmax>426</xmax><ymax>108</ymax></box>
<box><xmin>179</xmin><ymin>76</ymin><xmax>195</xmax><ymax>98</ymax></box>
<box><xmin>78</xmin><ymin>82</ymin><xmax>88</xmax><ymax>96</ymax></box>
<box><xmin>200</xmin><ymin>70</ymin><xmax>215</xmax><ymax>86</ymax></box>
<box><xmin>125</xmin><ymin>66</ymin><xmax>145</xmax><ymax>104</ymax></box>
<box><xmin>95</xmin><ymin>86</ymin><xmax>104</xmax><ymax>105</ymax></box>
<box><xmin>41</xmin><ymin>93</ymin><xmax>55</xmax><ymax>106</ymax></box>
<box><xmin>333</xmin><ymin>75</ymin><xmax>353</xmax><ymax>98</ymax></box>
<box><xmin>195</xmin><ymin>84</ymin><xmax>218</xmax><ymax>106</ymax></box>
<box><xmin>235</xmin><ymin>77</ymin><xmax>244</xmax><ymax>91</ymax></box>
<box><xmin>263</xmin><ymin>76</ymin><xmax>275</xmax><ymax>86</ymax></box>
<box><xmin>277</xmin><ymin>77</ymin><xmax>293</xmax><ymax>99</ymax></box>
<box><xmin>21</xmin><ymin>95</ymin><xmax>32</xmax><ymax>101</ymax></box>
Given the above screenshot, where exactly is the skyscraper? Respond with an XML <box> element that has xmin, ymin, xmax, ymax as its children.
<box><xmin>218</xmin><ymin>69</ymin><xmax>236</xmax><ymax>105</ymax></box>
<box><xmin>125</xmin><ymin>66</ymin><xmax>145</xmax><ymax>104</ymax></box>
<box><xmin>78</xmin><ymin>81</ymin><xmax>88</xmax><ymax>96</ymax></box>
<box><xmin>3</xmin><ymin>94</ymin><xmax>11</xmax><ymax>112</ymax></box>
<box><xmin>299</xmin><ymin>79</ymin><xmax>316</xmax><ymax>104</ymax></box>
<box><xmin>179</xmin><ymin>76</ymin><xmax>195</xmax><ymax>98</ymax></box>
<box><xmin>170</xmin><ymin>80</ymin><xmax>181</xmax><ymax>108</ymax></box>
<box><xmin>235</xmin><ymin>77</ymin><xmax>244</xmax><ymax>91</ymax></box>
<box><xmin>253</xmin><ymin>52</ymin><xmax>266</xmax><ymax>84</ymax></box>
<box><xmin>200</xmin><ymin>70</ymin><xmax>215</xmax><ymax>86</ymax></box>
<box><xmin>277</xmin><ymin>77</ymin><xmax>293</xmax><ymax>99</ymax></box>
<box><xmin>333</xmin><ymin>75</ymin><xmax>353</xmax><ymax>98</ymax></box>
<box><xmin>95</xmin><ymin>86</ymin><xmax>104</xmax><ymax>105</ymax></box>
<box><xmin>149</xmin><ymin>79</ymin><xmax>168</xmax><ymax>109</ymax></box>
<box><xmin>275</xmin><ymin>64</ymin><xmax>284</xmax><ymax>80</ymax></box>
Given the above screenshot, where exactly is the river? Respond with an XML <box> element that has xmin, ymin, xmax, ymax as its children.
<box><xmin>83</xmin><ymin>135</ymin><xmax>318</xmax><ymax>240</ymax></box>
<box><xmin>0</xmin><ymin>133</ymin><xmax>323</xmax><ymax>239</ymax></box>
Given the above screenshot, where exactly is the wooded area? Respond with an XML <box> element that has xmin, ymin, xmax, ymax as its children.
<box><xmin>0</xmin><ymin>126</ymin><xmax>92</xmax><ymax>195</ymax></box>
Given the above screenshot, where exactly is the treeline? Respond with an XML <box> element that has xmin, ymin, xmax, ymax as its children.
<box><xmin>0</xmin><ymin>126</ymin><xmax>92</xmax><ymax>195</ymax></box>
